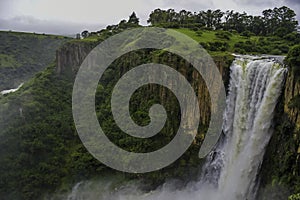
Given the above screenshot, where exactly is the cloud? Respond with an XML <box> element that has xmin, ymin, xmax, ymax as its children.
<box><xmin>233</xmin><ymin>0</ymin><xmax>281</xmax><ymax>7</ymax></box>
<box><xmin>0</xmin><ymin>15</ymin><xmax>105</xmax><ymax>35</ymax></box>
<box><xmin>231</xmin><ymin>0</ymin><xmax>300</xmax><ymax>21</ymax></box>
<box><xmin>159</xmin><ymin>0</ymin><xmax>214</xmax><ymax>11</ymax></box>
<box><xmin>0</xmin><ymin>0</ymin><xmax>299</xmax><ymax>35</ymax></box>
<box><xmin>286</xmin><ymin>0</ymin><xmax>300</xmax><ymax>5</ymax></box>
<box><xmin>285</xmin><ymin>0</ymin><xmax>300</xmax><ymax>21</ymax></box>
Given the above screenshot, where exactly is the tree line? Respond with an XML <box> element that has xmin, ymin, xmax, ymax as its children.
<box><xmin>147</xmin><ymin>6</ymin><xmax>298</xmax><ymax>36</ymax></box>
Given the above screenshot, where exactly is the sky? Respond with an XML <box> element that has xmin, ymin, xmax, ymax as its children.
<box><xmin>0</xmin><ymin>0</ymin><xmax>299</xmax><ymax>35</ymax></box>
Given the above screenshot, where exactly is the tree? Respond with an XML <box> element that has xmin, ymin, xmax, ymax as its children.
<box><xmin>262</xmin><ymin>6</ymin><xmax>298</xmax><ymax>35</ymax></box>
<box><xmin>212</xmin><ymin>9</ymin><xmax>224</xmax><ymax>29</ymax></box>
<box><xmin>128</xmin><ymin>12</ymin><xmax>139</xmax><ymax>25</ymax></box>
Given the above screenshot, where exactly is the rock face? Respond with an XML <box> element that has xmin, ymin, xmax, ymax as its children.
<box><xmin>56</xmin><ymin>41</ymin><xmax>95</xmax><ymax>76</ymax></box>
<box><xmin>259</xmin><ymin>68</ymin><xmax>300</xmax><ymax>196</ymax></box>
<box><xmin>56</xmin><ymin>40</ymin><xmax>232</xmax><ymax>126</ymax></box>
<box><xmin>284</xmin><ymin>70</ymin><xmax>300</xmax><ymax>129</ymax></box>
<box><xmin>56</xmin><ymin>39</ymin><xmax>299</xmax><ymax>194</ymax></box>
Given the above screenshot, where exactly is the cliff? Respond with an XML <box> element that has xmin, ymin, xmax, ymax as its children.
<box><xmin>56</xmin><ymin>41</ymin><xmax>96</xmax><ymax>76</ymax></box>
<box><xmin>0</xmin><ymin>31</ymin><xmax>69</xmax><ymax>91</ymax></box>
<box><xmin>260</xmin><ymin>67</ymin><xmax>300</xmax><ymax>196</ymax></box>
<box><xmin>55</xmin><ymin>40</ymin><xmax>232</xmax><ymax>126</ymax></box>
<box><xmin>284</xmin><ymin>70</ymin><xmax>300</xmax><ymax>129</ymax></box>
<box><xmin>55</xmin><ymin>38</ymin><xmax>299</xmax><ymax>195</ymax></box>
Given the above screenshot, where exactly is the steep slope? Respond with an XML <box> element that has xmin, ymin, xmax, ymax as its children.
<box><xmin>0</xmin><ymin>27</ymin><xmax>299</xmax><ymax>199</ymax></box>
<box><xmin>0</xmin><ymin>33</ymin><xmax>233</xmax><ymax>199</ymax></box>
<box><xmin>0</xmin><ymin>31</ymin><xmax>70</xmax><ymax>91</ymax></box>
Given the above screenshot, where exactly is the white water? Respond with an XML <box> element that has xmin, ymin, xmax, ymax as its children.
<box><xmin>0</xmin><ymin>83</ymin><xmax>23</xmax><ymax>95</ymax></box>
<box><xmin>61</xmin><ymin>57</ymin><xmax>286</xmax><ymax>200</ymax></box>
<box><xmin>207</xmin><ymin>57</ymin><xmax>287</xmax><ymax>200</ymax></box>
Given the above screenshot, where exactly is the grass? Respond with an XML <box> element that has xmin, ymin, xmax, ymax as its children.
<box><xmin>76</xmin><ymin>27</ymin><xmax>297</xmax><ymax>57</ymax></box>
<box><xmin>0</xmin><ymin>30</ymin><xmax>69</xmax><ymax>39</ymax></box>
<box><xmin>0</xmin><ymin>31</ymin><xmax>70</xmax><ymax>90</ymax></box>
<box><xmin>174</xmin><ymin>28</ymin><xmax>255</xmax><ymax>52</ymax></box>
<box><xmin>0</xmin><ymin>54</ymin><xmax>20</xmax><ymax>68</ymax></box>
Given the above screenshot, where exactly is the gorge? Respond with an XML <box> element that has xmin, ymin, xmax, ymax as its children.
<box><xmin>0</xmin><ymin>26</ymin><xmax>299</xmax><ymax>200</ymax></box>
<box><xmin>62</xmin><ymin>56</ymin><xmax>288</xmax><ymax>200</ymax></box>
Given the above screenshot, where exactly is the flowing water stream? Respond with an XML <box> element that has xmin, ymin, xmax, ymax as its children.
<box><xmin>63</xmin><ymin>56</ymin><xmax>287</xmax><ymax>200</ymax></box>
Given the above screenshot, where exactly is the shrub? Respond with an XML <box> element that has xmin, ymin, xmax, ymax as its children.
<box><xmin>215</xmin><ymin>31</ymin><xmax>232</xmax><ymax>40</ymax></box>
<box><xmin>234</xmin><ymin>48</ymin><xmax>246</xmax><ymax>54</ymax></box>
<box><xmin>285</xmin><ymin>45</ymin><xmax>300</xmax><ymax>77</ymax></box>
<box><xmin>257</xmin><ymin>38</ymin><xmax>270</xmax><ymax>47</ymax></box>
<box><xmin>234</xmin><ymin>40</ymin><xmax>255</xmax><ymax>52</ymax></box>
<box><xmin>289</xmin><ymin>193</ymin><xmax>300</xmax><ymax>200</ymax></box>
<box><xmin>199</xmin><ymin>42</ymin><xmax>209</xmax><ymax>49</ymax></box>
<box><xmin>241</xmin><ymin>30</ymin><xmax>254</xmax><ymax>37</ymax></box>
<box><xmin>229</xmin><ymin>29</ymin><xmax>238</xmax><ymax>34</ymax></box>
<box><xmin>196</xmin><ymin>31</ymin><xmax>203</xmax><ymax>37</ymax></box>
<box><xmin>208</xmin><ymin>41</ymin><xmax>229</xmax><ymax>51</ymax></box>
<box><xmin>278</xmin><ymin>44</ymin><xmax>290</xmax><ymax>54</ymax></box>
<box><xmin>275</xmin><ymin>27</ymin><xmax>290</xmax><ymax>37</ymax></box>
<box><xmin>284</xmin><ymin>32</ymin><xmax>297</xmax><ymax>41</ymax></box>
<box><xmin>270</xmin><ymin>49</ymin><xmax>282</xmax><ymax>55</ymax></box>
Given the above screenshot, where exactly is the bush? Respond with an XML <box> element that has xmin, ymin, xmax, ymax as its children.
<box><xmin>208</xmin><ymin>41</ymin><xmax>229</xmax><ymax>51</ymax></box>
<box><xmin>289</xmin><ymin>193</ymin><xmax>300</xmax><ymax>200</ymax></box>
<box><xmin>275</xmin><ymin>27</ymin><xmax>290</xmax><ymax>37</ymax></box>
<box><xmin>283</xmin><ymin>32</ymin><xmax>300</xmax><ymax>44</ymax></box>
<box><xmin>215</xmin><ymin>31</ymin><xmax>232</xmax><ymax>40</ymax></box>
<box><xmin>229</xmin><ymin>29</ymin><xmax>238</xmax><ymax>34</ymax></box>
<box><xmin>196</xmin><ymin>31</ymin><xmax>203</xmax><ymax>37</ymax></box>
<box><xmin>285</xmin><ymin>45</ymin><xmax>300</xmax><ymax>77</ymax></box>
<box><xmin>241</xmin><ymin>30</ymin><xmax>254</xmax><ymax>37</ymax></box>
<box><xmin>234</xmin><ymin>48</ymin><xmax>246</xmax><ymax>54</ymax></box>
<box><xmin>199</xmin><ymin>42</ymin><xmax>209</xmax><ymax>49</ymax></box>
<box><xmin>284</xmin><ymin>32</ymin><xmax>297</xmax><ymax>41</ymax></box>
<box><xmin>270</xmin><ymin>49</ymin><xmax>282</xmax><ymax>55</ymax></box>
<box><xmin>234</xmin><ymin>40</ymin><xmax>255</xmax><ymax>52</ymax></box>
<box><xmin>278</xmin><ymin>44</ymin><xmax>290</xmax><ymax>54</ymax></box>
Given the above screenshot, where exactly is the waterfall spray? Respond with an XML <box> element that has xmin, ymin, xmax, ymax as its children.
<box><xmin>63</xmin><ymin>56</ymin><xmax>287</xmax><ymax>200</ymax></box>
<box><xmin>203</xmin><ymin>57</ymin><xmax>287</xmax><ymax>200</ymax></box>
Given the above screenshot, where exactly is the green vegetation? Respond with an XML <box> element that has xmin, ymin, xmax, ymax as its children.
<box><xmin>147</xmin><ymin>6</ymin><xmax>298</xmax><ymax>36</ymax></box>
<box><xmin>0</xmin><ymin>48</ymin><xmax>219</xmax><ymax>199</ymax></box>
<box><xmin>286</xmin><ymin>45</ymin><xmax>300</xmax><ymax>77</ymax></box>
<box><xmin>289</xmin><ymin>193</ymin><xmax>300</xmax><ymax>200</ymax></box>
<box><xmin>78</xmin><ymin>6</ymin><xmax>299</xmax><ymax>57</ymax></box>
<box><xmin>261</xmin><ymin>44</ymin><xmax>300</xmax><ymax>196</ymax></box>
<box><xmin>0</xmin><ymin>31</ymin><xmax>69</xmax><ymax>90</ymax></box>
<box><xmin>80</xmin><ymin>12</ymin><xmax>141</xmax><ymax>40</ymax></box>
<box><xmin>0</xmin><ymin>6</ymin><xmax>299</xmax><ymax>200</ymax></box>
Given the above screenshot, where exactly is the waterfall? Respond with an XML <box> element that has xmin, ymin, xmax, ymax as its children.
<box><xmin>202</xmin><ymin>56</ymin><xmax>287</xmax><ymax>200</ymax></box>
<box><xmin>62</xmin><ymin>57</ymin><xmax>287</xmax><ymax>200</ymax></box>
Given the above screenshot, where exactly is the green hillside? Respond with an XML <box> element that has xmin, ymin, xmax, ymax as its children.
<box><xmin>0</xmin><ymin>6</ymin><xmax>300</xmax><ymax>200</ymax></box>
<box><xmin>0</xmin><ymin>31</ymin><xmax>70</xmax><ymax>91</ymax></box>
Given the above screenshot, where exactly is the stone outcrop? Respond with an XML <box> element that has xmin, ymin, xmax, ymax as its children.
<box><xmin>56</xmin><ymin>41</ymin><xmax>95</xmax><ymax>76</ymax></box>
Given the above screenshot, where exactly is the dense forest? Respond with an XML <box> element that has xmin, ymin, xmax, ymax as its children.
<box><xmin>0</xmin><ymin>6</ymin><xmax>299</xmax><ymax>200</ymax></box>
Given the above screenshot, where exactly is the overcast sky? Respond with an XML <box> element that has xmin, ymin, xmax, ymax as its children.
<box><xmin>0</xmin><ymin>0</ymin><xmax>299</xmax><ymax>35</ymax></box>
